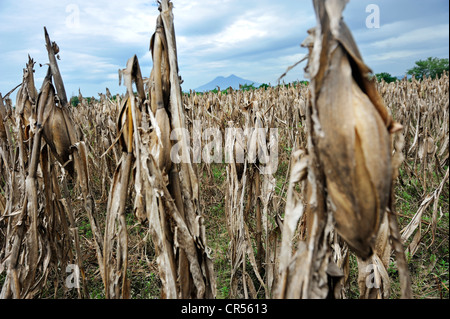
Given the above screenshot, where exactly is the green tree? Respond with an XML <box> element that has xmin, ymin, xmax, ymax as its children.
<box><xmin>375</xmin><ymin>72</ymin><xmax>397</xmax><ymax>83</ymax></box>
<box><xmin>407</xmin><ymin>57</ymin><xmax>449</xmax><ymax>80</ymax></box>
<box><xmin>240</xmin><ymin>83</ymin><xmax>256</xmax><ymax>91</ymax></box>
<box><xmin>70</xmin><ymin>96</ymin><xmax>80</xmax><ymax>107</ymax></box>
<box><xmin>299</xmin><ymin>80</ymin><xmax>309</xmax><ymax>86</ymax></box>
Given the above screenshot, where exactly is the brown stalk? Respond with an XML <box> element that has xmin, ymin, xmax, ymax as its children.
<box><xmin>43</xmin><ymin>28</ymin><xmax>104</xmax><ymax>289</ymax></box>
<box><xmin>104</xmin><ymin>93</ymin><xmax>135</xmax><ymax>298</ymax></box>
<box><xmin>21</xmin><ymin>70</ymin><xmax>52</xmax><ymax>296</ymax></box>
<box><xmin>155</xmin><ymin>0</ymin><xmax>216</xmax><ymax>298</ymax></box>
<box><xmin>255</xmin><ymin>167</ymin><xmax>262</xmax><ymax>273</ymax></box>
<box><xmin>44</xmin><ymin>27</ymin><xmax>68</xmax><ymax>106</ymax></box>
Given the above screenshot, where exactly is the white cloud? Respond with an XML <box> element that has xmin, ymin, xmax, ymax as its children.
<box><xmin>0</xmin><ymin>0</ymin><xmax>448</xmax><ymax>99</ymax></box>
<box><xmin>369</xmin><ymin>24</ymin><xmax>449</xmax><ymax>50</ymax></box>
<box><xmin>62</xmin><ymin>2</ymin><xmax>158</xmax><ymax>45</ymax></box>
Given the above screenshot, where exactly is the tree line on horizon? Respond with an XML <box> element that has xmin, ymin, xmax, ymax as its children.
<box><xmin>376</xmin><ymin>57</ymin><xmax>449</xmax><ymax>83</ymax></box>
<box><xmin>69</xmin><ymin>57</ymin><xmax>449</xmax><ymax>106</ymax></box>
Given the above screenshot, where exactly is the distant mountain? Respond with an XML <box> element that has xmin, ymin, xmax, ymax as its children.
<box><xmin>195</xmin><ymin>74</ymin><xmax>261</xmax><ymax>92</ymax></box>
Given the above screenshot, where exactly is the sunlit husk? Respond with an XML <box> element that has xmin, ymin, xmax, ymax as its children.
<box><xmin>307</xmin><ymin>0</ymin><xmax>394</xmax><ymax>259</ymax></box>
<box><xmin>315</xmin><ymin>45</ymin><xmax>392</xmax><ymax>258</ymax></box>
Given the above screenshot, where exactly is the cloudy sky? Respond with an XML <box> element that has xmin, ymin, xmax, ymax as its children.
<box><xmin>0</xmin><ymin>0</ymin><xmax>448</xmax><ymax>102</ymax></box>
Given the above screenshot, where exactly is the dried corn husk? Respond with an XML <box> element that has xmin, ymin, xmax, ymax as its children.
<box><xmin>305</xmin><ymin>0</ymin><xmax>395</xmax><ymax>259</ymax></box>
<box><xmin>276</xmin><ymin>0</ymin><xmax>411</xmax><ymax>299</ymax></box>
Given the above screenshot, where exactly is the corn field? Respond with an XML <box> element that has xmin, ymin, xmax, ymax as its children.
<box><xmin>0</xmin><ymin>0</ymin><xmax>448</xmax><ymax>300</ymax></box>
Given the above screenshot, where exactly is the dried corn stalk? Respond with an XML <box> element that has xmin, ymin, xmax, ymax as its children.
<box><xmin>0</xmin><ymin>94</ymin><xmax>17</xmax><ymax>282</ymax></box>
<box><xmin>154</xmin><ymin>0</ymin><xmax>215</xmax><ymax>299</ymax></box>
<box><xmin>276</xmin><ymin>0</ymin><xmax>411</xmax><ymax>299</ymax></box>
<box><xmin>103</xmin><ymin>0</ymin><xmax>215</xmax><ymax>299</ymax></box>
<box><xmin>401</xmin><ymin>168</ymin><xmax>449</xmax><ymax>257</ymax></box>
<box><xmin>390</xmin><ymin>73</ymin><xmax>449</xmax><ymax>260</ymax></box>
<box><xmin>43</xmin><ymin>27</ymin><xmax>104</xmax><ymax>287</ymax></box>
<box><xmin>1</xmin><ymin>69</ymin><xmax>82</xmax><ymax>298</ymax></box>
<box><xmin>15</xmin><ymin>55</ymin><xmax>38</xmax><ymax>181</ymax></box>
<box><xmin>103</xmin><ymin>58</ymin><xmax>140</xmax><ymax>298</ymax></box>
<box><xmin>0</xmin><ymin>28</ymin><xmax>102</xmax><ymax>299</ymax></box>
<box><xmin>225</xmin><ymin>98</ymin><xmax>279</xmax><ymax>299</ymax></box>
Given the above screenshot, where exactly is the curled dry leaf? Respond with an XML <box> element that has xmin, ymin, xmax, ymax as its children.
<box><xmin>357</xmin><ymin>214</ymin><xmax>391</xmax><ymax>299</ymax></box>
